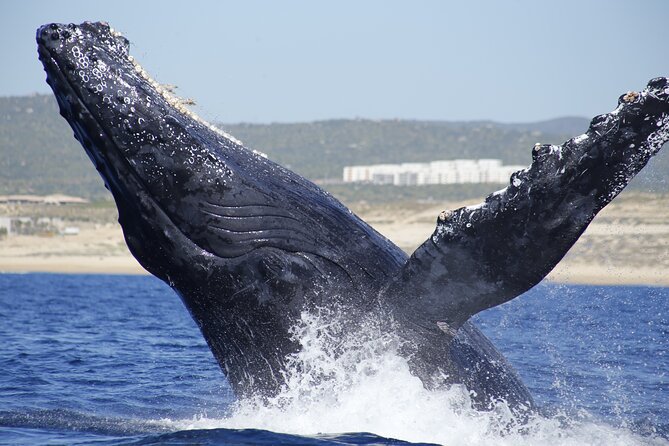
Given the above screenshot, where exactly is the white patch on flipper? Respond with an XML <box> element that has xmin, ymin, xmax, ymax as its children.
<box><xmin>646</xmin><ymin>113</ymin><xmax>669</xmax><ymax>154</ymax></box>
<box><xmin>432</xmin><ymin>221</ymin><xmax>454</xmax><ymax>242</ymax></box>
<box><xmin>573</xmin><ymin>134</ymin><xmax>588</xmax><ymax>143</ymax></box>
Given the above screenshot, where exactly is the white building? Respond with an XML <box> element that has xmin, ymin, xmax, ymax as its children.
<box><xmin>342</xmin><ymin>159</ymin><xmax>526</xmax><ymax>186</ymax></box>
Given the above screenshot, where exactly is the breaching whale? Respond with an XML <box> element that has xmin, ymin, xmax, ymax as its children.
<box><xmin>37</xmin><ymin>21</ymin><xmax>669</xmax><ymax>411</ymax></box>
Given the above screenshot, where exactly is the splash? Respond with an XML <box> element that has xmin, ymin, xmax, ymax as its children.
<box><xmin>167</xmin><ymin>310</ymin><xmax>666</xmax><ymax>446</ymax></box>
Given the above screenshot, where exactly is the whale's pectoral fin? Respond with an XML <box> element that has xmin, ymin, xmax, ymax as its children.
<box><xmin>382</xmin><ymin>78</ymin><xmax>669</xmax><ymax>337</ymax></box>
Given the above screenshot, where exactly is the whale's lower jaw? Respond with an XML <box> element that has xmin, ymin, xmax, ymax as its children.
<box><xmin>38</xmin><ymin>22</ymin><xmax>669</xmax><ymax>411</ymax></box>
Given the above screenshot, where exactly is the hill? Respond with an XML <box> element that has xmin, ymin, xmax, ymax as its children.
<box><xmin>0</xmin><ymin>94</ymin><xmax>665</xmax><ymax>202</ymax></box>
<box><xmin>0</xmin><ymin>95</ymin><xmax>107</xmax><ymax>199</ymax></box>
<box><xmin>223</xmin><ymin>118</ymin><xmax>589</xmax><ymax>180</ymax></box>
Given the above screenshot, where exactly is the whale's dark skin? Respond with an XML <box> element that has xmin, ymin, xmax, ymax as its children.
<box><xmin>37</xmin><ymin>22</ymin><xmax>669</xmax><ymax>411</ymax></box>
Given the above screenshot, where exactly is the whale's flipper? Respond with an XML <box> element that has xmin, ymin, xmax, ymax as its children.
<box><xmin>384</xmin><ymin>79</ymin><xmax>669</xmax><ymax>336</ymax></box>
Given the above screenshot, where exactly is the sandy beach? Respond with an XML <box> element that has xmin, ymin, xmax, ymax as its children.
<box><xmin>1</xmin><ymin>192</ymin><xmax>668</xmax><ymax>286</ymax></box>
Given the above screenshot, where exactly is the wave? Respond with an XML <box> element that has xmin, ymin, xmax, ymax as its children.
<box><xmin>2</xmin><ymin>304</ymin><xmax>666</xmax><ymax>445</ymax></box>
<box><xmin>0</xmin><ymin>409</ymin><xmax>170</xmax><ymax>436</ymax></box>
<box><xmin>163</xmin><ymin>310</ymin><xmax>668</xmax><ymax>446</ymax></box>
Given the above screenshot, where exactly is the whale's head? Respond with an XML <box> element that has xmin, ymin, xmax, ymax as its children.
<box><xmin>36</xmin><ymin>22</ymin><xmax>298</xmax><ymax>282</ymax></box>
<box><xmin>37</xmin><ymin>21</ymin><xmax>409</xmax><ymax>398</ymax></box>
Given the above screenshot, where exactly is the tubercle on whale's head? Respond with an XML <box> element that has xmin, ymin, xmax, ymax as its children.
<box><xmin>35</xmin><ymin>22</ymin><xmax>252</xmax><ymax>279</ymax></box>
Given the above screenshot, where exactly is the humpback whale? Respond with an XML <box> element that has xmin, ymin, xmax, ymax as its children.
<box><xmin>37</xmin><ymin>22</ymin><xmax>669</xmax><ymax>411</ymax></box>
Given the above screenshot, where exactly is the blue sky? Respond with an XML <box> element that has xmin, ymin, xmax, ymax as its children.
<box><xmin>2</xmin><ymin>0</ymin><xmax>668</xmax><ymax>123</ymax></box>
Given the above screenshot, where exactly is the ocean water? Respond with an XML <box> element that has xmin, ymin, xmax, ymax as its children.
<box><xmin>0</xmin><ymin>273</ymin><xmax>667</xmax><ymax>445</ymax></box>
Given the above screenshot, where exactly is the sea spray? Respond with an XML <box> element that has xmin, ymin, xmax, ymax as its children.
<box><xmin>168</xmin><ymin>309</ymin><xmax>668</xmax><ymax>445</ymax></box>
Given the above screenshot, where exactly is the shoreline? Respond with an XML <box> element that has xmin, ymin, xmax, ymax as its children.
<box><xmin>1</xmin><ymin>255</ymin><xmax>668</xmax><ymax>287</ymax></box>
<box><xmin>0</xmin><ymin>255</ymin><xmax>145</xmax><ymax>275</ymax></box>
<box><xmin>2</xmin><ymin>193</ymin><xmax>668</xmax><ymax>287</ymax></box>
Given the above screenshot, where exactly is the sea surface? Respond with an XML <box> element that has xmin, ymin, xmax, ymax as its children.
<box><xmin>0</xmin><ymin>273</ymin><xmax>667</xmax><ymax>445</ymax></box>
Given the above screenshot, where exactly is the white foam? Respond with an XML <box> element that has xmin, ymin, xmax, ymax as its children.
<box><xmin>573</xmin><ymin>134</ymin><xmax>589</xmax><ymax>144</ymax></box>
<box><xmin>157</xmin><ymin>310</ymin><xmax>666</xmax><ymax>445</ymax></box>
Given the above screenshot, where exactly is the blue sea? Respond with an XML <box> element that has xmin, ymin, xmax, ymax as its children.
<box><xmin>0</xmin><ymin>273</ymin><xmax>667</xmax><ymax>445</ymax></box>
